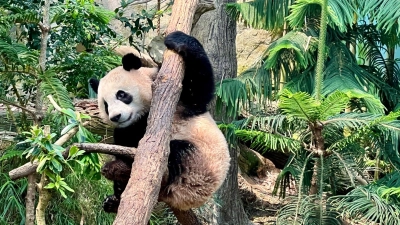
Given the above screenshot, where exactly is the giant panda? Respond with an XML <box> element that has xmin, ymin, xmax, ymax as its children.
<box><xmin>89</xmin><ymin>31</ymin><xmax>230</xmax><ymax>213</ymax></box>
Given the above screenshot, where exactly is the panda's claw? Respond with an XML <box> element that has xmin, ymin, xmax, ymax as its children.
<box><xmin>102</xmin><ymin>195</ymin><xmax>120</xmax><ymax>213</ymax></box>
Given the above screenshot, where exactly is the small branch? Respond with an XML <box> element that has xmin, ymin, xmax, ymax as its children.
<box><xmin>9</xmin><ymin>142</ymin><xmax>136</xmax><ymax>180</ymax></box>
<box><xmin>73</xmin><ymin>143</ymin><xmax>136</xmax><ymax>158</ymax></box>
<box><xmin>0</xmin><ymin>98</ymin><xmax>38</xmax><ymax>124</ymax></box>
<box><xmin>46</xmin><ymin>95</ymin><xmax>62</xmax><ymax>112</ymax></box>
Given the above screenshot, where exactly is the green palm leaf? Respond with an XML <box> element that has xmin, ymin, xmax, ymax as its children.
<box><xmin>39</xmin><ymin>69</ymin><xmax>74</xmax><ymax>109</ymax></box>
<box><xmin>279</xmin><ymin>89</ymin><xmax>319</xmax><ymax>121</ymax></box>
<box><xmin>265</xmin><ymin>30</ymin><xmax>318</xmax><ymax>70</ymax></box>
<box><xmin>324</xmin><ymin>112</ymin><xmax>380</xmax><ymax>129</ymax></box>
<box><xmin>287</xmin><ymin>0</ymin><xmax>356</xmax><ymax>32</ymax></box>
<box><xmin>358</xmin><ymin>0</ymin><xmax>400</xmax><ymax>35</ymax></box>
<box><xmin>235</xmin><ymin>129</ymin><xmax>301</xmax><ymax>153</ymax></box>
<box><xmin>318</xmin><ymin>91</ymin><xmax>349</xmax><ymax>120</ymax></box>
<box><xmin>332</xmin><ymin>184</ymin><xmax>400</xmax><ymax>225</ymax></box>
<box><xmin>226</xmin><ymin>0</ymin><xmax>295</xmax><ymax>32</ymax></box>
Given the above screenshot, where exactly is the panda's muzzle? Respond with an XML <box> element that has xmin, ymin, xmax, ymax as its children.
<box><xmin>110</xmin><ymin>114</ymin><xmax>121</xmax><ymax>122</ymax></box>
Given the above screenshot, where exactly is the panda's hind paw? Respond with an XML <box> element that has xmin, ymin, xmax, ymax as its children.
<box><xmin>102</xmin><ymin>195</ymin><xmax>120</xmax><ymax>213</ymax></box>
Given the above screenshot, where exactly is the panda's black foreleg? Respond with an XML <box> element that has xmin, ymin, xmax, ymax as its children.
<box><xmin>101</xmin><ymin>158</ymin><xmax>131</xmax><ymax>213</ymax></box>
<box><xmin>103</xmin><ymin>180</ymin><xmax>127</xmax><ymax>213</ymax></box>
<box><xmin>164</xmin><ymin>31</ymin><xmax>215</xmax><ymax>116</ymax></box>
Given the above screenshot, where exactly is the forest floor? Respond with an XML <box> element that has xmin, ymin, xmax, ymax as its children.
<box><xmin>238</xmin><ymin>167</ymin><xmax>288</xmax><ymax>225</ymax></box>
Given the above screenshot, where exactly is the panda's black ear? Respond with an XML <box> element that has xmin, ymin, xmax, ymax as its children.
<box><xmin>122</xmin><ymin>53</ymin><xmax>142</xmax><ymax>71</ymax></box>
<box><xmin>89</xmin><ymin>78</ymin><xmax>99</xmax><ymax>94</ymax></box>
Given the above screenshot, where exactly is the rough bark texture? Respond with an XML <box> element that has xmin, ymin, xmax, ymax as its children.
<box><xmin>192</xmin><ymin>0</ymin><xmax>252</xmax><ymax>224</ymax></box>
<box><xmin>25</xmin><ymin>174</ymin><xmax>36</xmax><ymax>225</ymax></box>
<box><xmin>112</xmin><ymin>0</ymin><xmax>199</xmax><ymax>224</ymax></box>
<box><xmin>171</xmin><ymin>208</ymin><xmax>201</xmax><ymax>225</ymax></box>
<box><xmin>36</xmin><ymin>174</ymin><xmax>51</xmax><ymax>225</ymax></box>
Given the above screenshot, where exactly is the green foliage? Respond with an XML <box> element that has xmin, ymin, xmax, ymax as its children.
<box><xmin>357</xmin><ymin>0</ymin><xmax>400</xmax><ymax>35</ymax></box>
<box><xmin>287</xmin><ymin>0</ymin><xmax>356</xmax><ymax>32</ymax></box>
<box><xmin>279</xmin><ymin>89</ymin><xmax>320</xmax><ymax>121</ymax></box>
<box><xmin>226</xmin><ymin>0</ymin><xmax>295</xmax><ymax>32</ymax></box>
<box><xmin>0</xmin><ymin>174</ymin><xmax>27</xmax><ymax>225</ymax></box>
<box><xmin>332</xmin><ymin>172</ymin><xmax>400</xmax><ymax>225</ymax></box>
<box><xmin>276</xmin><ymin>195</ymin><xmax>341</xmax><ymax>225</ymax></box>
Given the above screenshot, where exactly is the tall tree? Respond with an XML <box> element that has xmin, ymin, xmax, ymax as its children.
<box><xmin>192</xmin><ymin>0</ymin><xmax>252</xmax><ymax>224</ymax></box>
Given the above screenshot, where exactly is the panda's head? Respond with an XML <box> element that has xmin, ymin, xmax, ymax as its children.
<box><xmin>89</xmin><ymin>53</ymin><xmax>158</xmax><ymax>128</ymax></box>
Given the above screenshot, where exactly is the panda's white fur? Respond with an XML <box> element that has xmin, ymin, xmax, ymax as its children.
<box><xmin>90</xmin><ymin>31</ymin><xmax>230</xmax><ymax>212</ymax></box>
<box><xmin>97</xmin><ymin>66</ymin><xmax>156</xmax><ymax>128</ymax></box>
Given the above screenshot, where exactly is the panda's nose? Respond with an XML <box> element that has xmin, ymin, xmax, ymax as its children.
<box><xmin>110</xmin><ymin>114</ymin><xmax>121</xmax><ymax>122</ymax></box>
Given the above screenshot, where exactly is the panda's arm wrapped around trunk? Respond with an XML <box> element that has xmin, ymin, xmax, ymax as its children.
<box><xmin>89</xmin><ymin>31</ymin><xmax>230</xmax><ymax>213</ymax></box>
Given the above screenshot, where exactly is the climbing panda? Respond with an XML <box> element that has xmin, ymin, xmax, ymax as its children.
<box><xmin>89</xmin><ymin>31</ymin><xmax>230</xmax><ymax>213</ymax></box>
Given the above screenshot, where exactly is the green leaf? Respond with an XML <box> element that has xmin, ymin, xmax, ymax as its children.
<box><xmin>44</xmin><ymin>183</ymin><xmax>55</xmax><ymax>189</ymax></box>
<box><xmin>319</xmin><ymin>91</ymin><xmax>349</xmax><ymax>120</ymax></box>
<box><xmin>51</xmin><ymin>159</ymin><xmax>62</xmax><ymax>172</ymax></box>
<box><xmin>36</xmin><ymin>158</ymin><xmax>48</xmax><ymax>172</ymax></box>
<box><xmin>60</xmin><ymin>123</ymin><xmax>77</xmax><ymax>136</ymax></box>
<box><xmin>59</xmin><ymin>189</ymin><xmax>67</xmax><ymax>198</ymax></box>
<box><xmin>279</xmin><ymin>89</ymin><xmax>319</xmax><ymax>121</ymax></box>
<box><xmin>61</xmin><ymin>108</ymin><xmax>76</xmax><ymax>119</ymax></box>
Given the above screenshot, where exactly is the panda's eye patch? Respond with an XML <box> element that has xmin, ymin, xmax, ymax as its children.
<box><xmin>116</xmin><ymin>90</ymin><xmax>133</xmax><ymax>104</ymax></box>
<box><xmin>104</xmin><ymin>101</ymin><xmax>109</xmax><ymax>115</ymax></box>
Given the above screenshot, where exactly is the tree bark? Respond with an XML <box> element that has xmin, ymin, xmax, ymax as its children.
<box><xmin>9</xmin><ymin>143</ymin><xmax>136</xmax><ymax>180</ymax></box>
<box><xmin>25</xmin><ymin>174</ymin><xmax>36</xmax><ymax>225</ymax></box>
<box><xmin>192</xmin><ymin>0</ymin><xmax>252</xmax><ymax>224</ymax></box>
<box><xmin>112</xmin><ymin>0</ymin><xmax>199</xmax><ymax>224</ymax></box>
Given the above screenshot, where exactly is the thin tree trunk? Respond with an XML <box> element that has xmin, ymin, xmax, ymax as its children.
<box><xmin>36</xmin><ymin>173</ymin><xmax>51</xmax><ymax>225</ymax></box>
<box><xmin>25</xmin><ymin>174</ymin><xmax>36</xmax><ymax>225</ymax></box>
<box><xmin>25</xmin><ymin>1</ymin><xmax>52</xmax><ymax>223</ymax></box>
<box><xmin>192</xmin><ymin>0</ymin><xmax>252</xmax><ymax>224</ymax></box>
<box><xmin>112</xmin><ymin>0</ymin><xmax>199</xmax><ymax>224</ymax></box>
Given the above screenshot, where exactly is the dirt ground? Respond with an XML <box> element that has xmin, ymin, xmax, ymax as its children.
<box><xmin>238</xmin><ymin>168</ymin><xmax>285</xmax><ymax>225</ymax></box>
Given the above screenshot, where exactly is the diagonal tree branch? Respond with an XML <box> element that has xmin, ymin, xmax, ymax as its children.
<box><xmin>112</xmin><ymin>0</ymin><xmax>200</xmax><ymax>224</ymax></box>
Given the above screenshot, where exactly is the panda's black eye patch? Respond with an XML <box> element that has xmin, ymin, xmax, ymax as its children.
<box><xmin>116</xmin><ymin>90</ymin><xmax>133</xmax><ymax>104</ymax></box>
<box><xmin>104</xmin><ymin>101</ymin><xmax>109</xmax><ymax>115</ymax></box>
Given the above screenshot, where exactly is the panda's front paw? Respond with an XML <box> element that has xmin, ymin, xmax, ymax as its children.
<box><xmin>164</xmin><ymin>31</ymin><xmax>190</xmax><ymax>57</ymax></box>
<box><xmin>101</xmin><ymin>160</ymin><xmax>132</xmax><ymax>182</ymax></box>
<box><xmin>103</xmin><ymin>195</ymin><xmax>120</xmax><ymax>213</ymax></box>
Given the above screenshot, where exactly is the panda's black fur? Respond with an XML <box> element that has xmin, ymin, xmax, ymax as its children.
<box><xmin>89</xmin><ymin>31</ymin><xmax>230</xmax><ymax>213</ymax></box>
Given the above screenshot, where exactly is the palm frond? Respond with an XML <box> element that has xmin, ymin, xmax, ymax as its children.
<box><xmin>0</xmin><ymin>39</ymin><xmax>39</xmax><ymax>67</ymax></box>
<box><xmin>279</xmin><ymin>89</ymin><xmax>319</xmax><ymax>121</ymax></box>
<box><xmin>324</xmin><ymin>112</ymin><xmax>380</xmax><ymax>129</ymax></box>
<box><xmin>226</xmin><ymin>0</ymin><xmax>295</xmax><ymax>32</ymax></box>
<box><xmin>39</xmin><ymin>69</ymin><xmax>74</xmax><ymax>109</ymax></box>
<box><xmin>323</xmin><ymin>41</ymin><xmax>386</xmax><ymax>114</ymax></box>
<box><xmin>332</xmin><ymin>183</ymin><xmax>400</xmax><ymax>225</ymax></box>
<box><xmin>357</xmin><ymin>0</ymin><xmax>400</xmax><ymax>35</ymax></box>
<box><xmin>356</xmin><ymin>24</ymin><xmax>400</xmax><ymax>109</ymax></box>
<box><xmin>318</xmin><ymin>91</ymin><xmax>349</xmax><ymax>120</ymax></box>
<box><xmin>235</xmin><ymin>129</ymin><xmax>301</xmax><ymax>153</ymax></box>
<box><xmin>264</xmin><ymin>30</ymin><xmax>318</xmax><ymax>70</ymax></box>
<box><xmin>287</xmin><ymin>0</ymin><xmax>356</xmax><ymax>32</ymax></box>
<box><xmin>276</xmin><ymin>194</ymin><xmax>341</xmax><ymax>225</ymax></box>
<box><xmin>239</xmin><ymin>114</ymin><xmax>290</xmax><ymax>132</ymax></box>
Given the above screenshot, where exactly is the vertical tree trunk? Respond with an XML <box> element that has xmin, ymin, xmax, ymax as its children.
<box><xmin>25</xmin><ymin>174</ymin><xmax>36</xmax><ymax>225</ymax></box>
<box><xmin>112</xmin><ymin>0</ymin><xmax>199</xmax><ymax>224</ymax></box>
<box><xmin>192</xmin><ymin>0</ymin><xmax>252</xmax><ymax>224</ymax></box>
<box><xmin>25</xmin><ymin>1</ymin><xmax>52</xmax><ymax>224</ymax></box>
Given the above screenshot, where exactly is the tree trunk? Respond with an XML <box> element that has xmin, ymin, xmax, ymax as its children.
<box><xmin>25</xmin><ymin>174</ymin><xmax>36</xmax><ymax>225</ymax></box>
<box><xmin>192</xmin><ymin>0</ymin><xmax>252</xmax><ymax>224</ymax></box>
<box><xmin>112</xmin><ymin>0</ymin><xmax>199</xmax><ymax>224</ymax></box>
